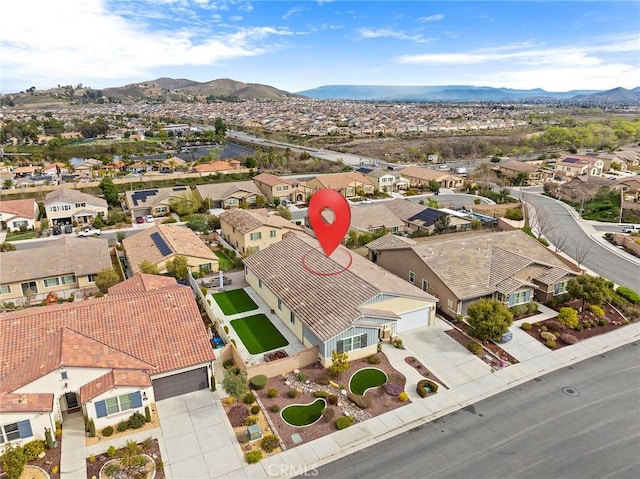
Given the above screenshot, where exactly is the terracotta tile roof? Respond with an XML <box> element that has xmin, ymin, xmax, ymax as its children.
<box><xmin>0</xmin><ymin>198</ymin><xmax>37</xmax><ymax>219</ymax></box>
<box><xmin>194</xmin><ymin>181</ymin><xmax>261</xmax><ymax>200</ymax></box>
<box><xmin>0</xmin><ymin>236</ymin><xmax>112</xmax><ymax>284</ymax></box>
<box><xmin>81</xmin><ymin>370</ymin><xmax>152</xmax><ymax>402</ymax></box>
<box><xmin>311</xmin><ymin>172</ymin><xmax>375</xmax><ymax>190</ymax></box>
<box><xmin>108</xmin><ymin>273</ymin><xmax>178</xmax><ymax>294</ymax></box>
<box><xmin>243</xmin><ymin>233</ymin><xmax>435</xmax><ymax>341</ymax></box>
<box><xmin>253</xmin><ymin>172</ymin><xmax>291</xmax><ymax>187</ymax></box>
<box><xmin>499</xmin><ymin>161</ymin><xmax>538</xmax><ymax>173</ymax></box>
<box><xmin>0</xmin><ymin>393</ymin><xmax>54</xmax><ymax>413</ymax></box>
<box><xmin>220</xmin><ymin>209</ymin><xmax>303</xmax><ymax>234</ymax></box>
<box><xmin>194</xmin><ymin>161</ymin><xmax>234</xmax><ymax>173</ymax></box>
<box><xmin>44</xmin><ymin>188</ymin><xmax>107</xmax><ymax>208</ymax></box>
<box><xmin>123</xmin><ymin>224</ymin><xmax>217</xmax><ymax>274</ymax></box>
<box><xmin>0</xmin><ymin>278</ymin><xmax>215</xmax><ymax>383</ymax></box>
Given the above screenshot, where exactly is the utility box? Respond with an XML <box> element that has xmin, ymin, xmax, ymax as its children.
<box><xmin>248</xmin><ymin>424</ymin><xmax>262</xmax><ymax>441</ymax></box>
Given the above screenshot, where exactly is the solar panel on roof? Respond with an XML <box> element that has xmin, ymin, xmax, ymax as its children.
<box><xmin>151</xmin><ymin>232</ymin><xmax>172</xmax><ymax>256</ymax></box>
<box><xmin>408</xmin><ymin>208</ymin><xmax>445</xmax><ymax>226</ymax></box>
<box><xmin>356</xmin><ymin>168</ymin><xmax>373</xmax><ymax>174</ymax></box>
<box><xmin>131</xmin><ymin>190</ymin><xmax>158</xmax><ymax>206</ymax></box>
<box><xmin>563</xmin><ymin>157</ymin><xmax>580</xmax><ymax>164</ymax></box>
<box><xmin>173</xmin><ymin>187</ymin><xmax>187</xmax><ymax>191</ymax></box>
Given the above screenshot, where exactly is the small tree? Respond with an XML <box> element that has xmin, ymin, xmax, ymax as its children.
<box><xmin>166</xmin><ymin>255</ymin><xmax>189</xmax><ymax>281</ymax></box>
<box><xmin>567</xmin><ymin>275</ymin><xmax>610</xmax><ymax>311</ymax></box>
<box><xmin>558</xmin><ymin>307</ymin><xmax>579</xmax><ymax>329</ymax></box>
<box><xmin>0</xmin><ymin>442</ymin><xmax>27</xmax><ymax>479</ymax></box>
<box><xmin>428</xmin><ymin>179</ymin><xmax>440</xmax><ymax>194</ymax></box>
<box><xmin>139</xmin><ymin>260</ymin><xmax>159</xmax><ymax>275</ymax></box>
<box><xmin>328</xmin><ymin>350</ymin><xmax>349</xmax><ymax>380</ymax></box>
<box><xmin>1</xmin><ymin>242</ymin><xmax>17</xmax><ymax>252</ymax></box>
<box><xmin>222</xmin><ymin>367</ymin><xmax>249</xmax><ymax>404</ymax></box>
<box><xmin>276</xmin><ymin>205</ymin><xmax>291</xmax><ymax>220</ymax></box>
<box><xmin>95</xmin><ymin>268</ymin><xmax>120</xmax><ymax>293</ymax></box>
<box><xmin>467</xmin><ymin>298</ymin><xmax>514</xmax><ymax>341</ymax></box>
<box><xmin>99</xmin><ymin>176</ymin><xmax>120</xmax><ymax>207</ymax></box>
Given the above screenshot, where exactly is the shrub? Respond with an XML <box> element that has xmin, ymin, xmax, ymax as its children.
<box><xmin>467</xmin><ymin>340</ymin><xmax>483</xmax><ymax>355</ymax></box>
<box><xmin>287</xmin><ymin>389</ymin><xmax>299</xmax><ymax>398</ymax></box>
<box><xmin>223</xmin><ymin>325</ymin><xmax>230</xmax><ymax>334</ymax></box>
<box><xmin>589</xmin><ymin>305</ymin><xmax>605</xmax><ymax>317</ymax></box>
<box><xmin>393</xmin><ymin>338</ymin><xmax>404</xmax><ymax>349</ymax></box>
<box><xmin>367</xmin><ymin>354</ymin><xmax>381</xmax><ymax>364</ymax></box>
<box><xmin>336</xmin><ymin>417</ymin><xmax>352</xmax><ymax>430</ymax></box>
<box><xmin>546</xmin><ymin>320</ymin><xmax>563</xmax><ymax>332</ymax></box>
<box><xmin>142</xmin><ymin>437</ymin><xmax>153</xmax><ymax>450</ymax></box>
<box><xmin>145</xmin><ymin>405</ymin><xmax>152</xmax><ymax>422</ymax></box>
<box><xmin>251</xmin><ymin>405</ymin><xmax>260</xmax><ymax>415</ymax></box>
<box><xmin>323</xmin><ymin>407</ymin><xmax>336</xmax><ymax>422</ymax></box>
<box><xmin>243</xmin><ymin>392</ymin><xmax>256</xmax><ymax>404</ymax></box>
<box><xmin>267</xmin><ymin>388</ymin><xmax>278</xmax><ymax>398</ymax></box>
<box><xmin>521</xmin><ymin>322</ymin><xmax>532</xmax><ymax>331</ymax></box>
<box><xmin>598</xmin><ymin>319</ymin><xmax>607</xmax><ymax>327</ymax></box>
<box><xmin>128</xmin><ymin>412</ymin><xmax>146</xmax><ymax>429</ymax></box>
<box><xmin>383</xmin><ymin>381</ymin><xmax>404</xmax><ymax>397</ymax></box>
<box><xmin>574</xmin><ymin>323</ymin><xmax>584</xmax><ymax>332</ymax></box>
<box><xmin>398</xmin><ymin>392</ymin><xmax>409</xmax><ymax>402</ymax></box>
<box><xmin>22</xmin><ymin>440</ymin><xmax>45</xmax><ymax>461</ymax></box>
<box><xmin>559</xmin><ymin>333</ymin><xmax>579</xmax><ymax>345</ymax></box>
<box><xmin>313</xmin><ymin>390</ymin><xmax>329</xmax><ymax>399</ymax></box>
<box><xmin>229</xmin><ymin>405</ymin><xmax>249</xmax><ymax>427</ymax></box>
<box><xmin>541</xmin><ymin>331</ymin><xmax>557</xmax><ymax>341</ymax></box>
<box><xmin>105</xmin><ymin>464</ymin><xmax>119</xmax><ymax>477</ymax></box>
<box><xmin>510</xmin><ymin>304</ymin><xmax>528</xmax><ymax>318</ymax></box>
<box><xmin>0</xmin><ymin>443</ymin><xmax>26</xmax><ymax>479</ymax></box>
<box><xmin>245</xmin><ymin>416</ymin><xmax>258</xmax><ymax>426</ymax></box>
<box><xmin>540</xmin><ymin>325</ymin><xmax>548</xmax><ymax>332</ymax></box>
<box><xmin>298</xmin><ymin>372</ymin><xmax>307</xmax><ymax>382</ymax></box>
<box><xmin>223</xmin><ymin>359</ymin><xmax>234</xmax><ymax>369</ymax></box>
<box><xmin>246</xmin><ymin>450</ymin><xmax>262</xmax><ymax>464</ymax></box>
<box><xmin>88</xmin><ymin>454</ymin><xmax>96</xmax><ymax>463</ymax></box>
<box><xmin>347</xmin><ymin>392</ymin><xmax>372</xmax><ymax>409</ymax></box>
<box><xmin>250</xmin><ymin>375</ymin><xmax>268</xmax><ymax>390</ymax></box>
<box><xmin>547</xmin><ymin>298</ymin><xmax>558</xmax><ymax>308</ymax></box>
<box><xmin>316</xmin><ymin>376</ymin><xmax>330</xmax><ymax>385</ymax></box>
<box><xmin>327</xmin><ymin>394</ymin><xmax>338</xmax><ymax>405</ymax></box>
<box><xmin>617</xmin><ymin>286</ymin><xmax>640</xmax><ymax>305</ymax></box>
<box><xmin>558</xmin><ymin>307</ymin><xmax>579</xmax><ymax>329</ymax></box>
<box><xmin>88</xmin><ymin>419</ymin><xmax>96</xmax><ymax>437</ymax></box>
<box><xmin>527</xmin><ymin>302</ymin><xmax>539</xmax><ymax>313</ymax></box>
<box><xmin>270</xmin><ymin>404</ymin><xmax>281</xmax><ymax>413</ymax></box>
<box><xmin>545</xmin><ymin>339</ymin><xmax>557</xmax><ymax>349</ymax></box>
<box><xmin>117</xmin><ymin>421</ymin><xmax>129</xmax><ymax>432</ymax></box>
<box><xmin>106</xmin><ymin>445</ymin><xmax>116</xmax><ymax>457</ymax></box>
<box><xmin>261</xmin><ymin>434</ymin><xmax>280</xmax><ymax>453</ymax></box>
<box><xmin>102</xmin><ymin>426</ymin><xmax>114</xmax><ymax>437</ymax></box>
<box><xmin>416</xmin><ymin>379</ymin><xmax>438</xmax><ymax>398</ymax></box>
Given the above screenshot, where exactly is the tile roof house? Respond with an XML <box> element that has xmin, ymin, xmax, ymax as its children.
<box><xmin>220</xmin><ymin>209</ymin><xmax>303</xmax><ymax>254</ymax></box>
<box><xmin>243</xmin><ymin>233</ymin><xmax>438</xmax><ymax>366</ymax></box>
<box><xmin>0</xmin><ymin>236</ymin><xmax>112</xmax><ymax>307</ymax></box>
<box><xmin>305</xmin><ymin>172</ymin><xmax>376</xmax><ymax>198</ymax></box>
<box><xmin>496</xmin><ymin>160</ymin><xmax>553</xmax><ymax>185</ymax></box>
<box><xmin>193</xmin><ymin>160</ymin><xmax>244</xmax><ymax>176</ymax></box>
<box><xmin>366</xmin><ymin>230</ymin><xmax>580</xmax><ymax>319</ymax></box>
<box><xmin>194</xmin><ymin>181</ymin><xmax>263</xmax><ymax>209</ymax></box>
<box><xmin>554</xmin><ymin>155</ymin><xmax>604</xmax><ymax>178</ymax></box>
<box><xmin>252</xmin><ymin>173</ymin><xmax>311</xmax><ymax>204</ymax></box>
<box><xmin>44</xmin><ymin>188</ymin><xmax>108</xmax><ymax>226</ymax></box>
<box><xmin>554</xmin><ymin>176</ymin><xmax>623</xmax><ymax>203</ymax></box>
<box><xmin>0</xmin><ymin>198</ymin><xmax>39</xmax><ymax>232</ymax></box>
<box><xmin>123</xmin><ymin>223</ymin><xmax>218</xmax><ymax>275</ymax></box>
<box><xmin>0</xmin><ymin>274</ymin><xmax>215</xmax><ymax>445</ymax></box>
<box><xmin>398</xmin><ymin>166</ymin><xmax>464</xmax><ymax>189</ymax></box>
<box><xmin>123</xmin><ymin>186</ymin><xmax>193</xmax><ymax>219</ymax></box>
<box><xmin>384</xmin><ymin>198</ymin><xmax>472</xmax><ymax>233</ymax></box>
<box><xmin>349</xmin><ymin>203</ymin><xmax>405</xmax><ymax>234</ymax></box>
<box><xmin>358</xmin><ymin>169</ymin><xmax>409</xmax><ymax>192</ymax></box>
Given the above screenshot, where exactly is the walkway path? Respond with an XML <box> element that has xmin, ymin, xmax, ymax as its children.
<box><xmin>59</xmin><ymin>414</ymin><xmax>86</xmax><ymax>479</ymax></box>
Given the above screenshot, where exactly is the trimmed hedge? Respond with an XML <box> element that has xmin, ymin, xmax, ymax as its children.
<box><xmin>250</xmin><ymin>375</ymin><xmax>268</xmax><ymax>390</ymax></box>
<box><xmin>617</xmin><ymin>286</ymin><xmax>640</xmax><ymax>305</ymax></box>
<box><xmin>521</xmin><ymin>322</ymin><xmax>532</xmax><ymax>331</ymax></box>
<box><xmin>416</xmin><ymin>379</ymin><xmax>439</xmax><ymax>398</ymax></box>
<box><xmin>467</xmin><ymin>340</ymin><xmax>483</xmax><ymax>355</ymax></box>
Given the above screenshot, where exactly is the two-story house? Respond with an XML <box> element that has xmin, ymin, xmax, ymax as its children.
<box><xmin>252</xmin><ymin>173</ymin><xmax>311</xmax><ymax>204</ymax></box>
<box><xmin>0</xmin><ymin>198</ymin><xmax>39</xmax><ymax>232</ymax></box>
<box><xmin>398</xmin><ymin>166</ymin><xmax>464</xmax><ymax>189</ymax></box>
<box><xmin>44</xmin><ymin>188</ymin><xmax>108</xmax><ymax>226</ymax></box>
<box><xmin>496</xmin><ymin>160</ymin><xmax>553</xmax><ymax>185</ymax></box>
<box><xmin>358</xmin><ymin>168</ymin><xmax>409</xmax><ymax>192</ymax></box>
<box><xmin>305</xmin><ymin>172</ymin><xmax>376</xmax><ymax>198</ymax></box>
<box><xmin>554</xmin><ymin>155</ymin><xmax>604</xmax><ymax>178</ymax></box>
<box><xmin>220</xmin><ymin>209</ymin><xmax>303</xmax><ymax>254</ymax></box>
<box><xmin>194</xmin><ymin>181</ymin><xmax>263</xmax><ymax>209</ymax></box>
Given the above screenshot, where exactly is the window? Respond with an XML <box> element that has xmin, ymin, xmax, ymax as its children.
<box><xmin>95</xmin><ymin>392</ymin><xmax>142</xmax><ymax>418</ymax></box>
<box><xmin>50</xmin><ymin>206</ymin><xmax>59</xmax><ymax>212</ymax></box>
<box><xmin>0</xmin><ymin>420</ymin><xmax>32</xmax><ymax>444</ymax></box>
<box><xmin>391</xmin><ymin>227</ymin><xmax>399</xmax><ymax>233</ymax></box>
<box><xmin>87</xmin><ymin>274</ymin><xmax>97</xmax><ymax>282</ymax></box>
<box><xmin>21</xmin><ymin>281</ymin><xmax>37</xmax><ymax>295</ymax></box>
<box><xmin>421</xmin><ymin>279</ymin><xmax>428</xmax><ymax>292</ymax></box>
<box><xmin>278</xmin><ymin>299</ymin><xmax>282</xmax><ymax>311</ymax></box>
<box><xmin>290</xmin><ymin>312</ymin><xmax>295</xmax><ymax>324</ymax></box>
<box><xmin>275</xmin><ymin>186</ymin><xmax>282</xmax><ymax>191</ymax></box>
<box><xmin>554</xmin><ymin>281</ymin><xmax>568</xmax><ymax>296</ymax></box>
<box><xmin>61</xmin><ymin>371</ymin><xmax>68</xmax><ymax>380</ymax></box>
<box><xmin>270</xmin><ymin>230</ymin><xmax>276</xmax><ymax>238</ymax></box>
<box><xmin>0</xmin><ymin>285</ymin><xmax>10</xmax><ymax>295</ymax></box>
<box><xmin>409</xmin><ymin>271</ymin><xmax>415</xmax><ymax>284</ymax></box>
<box><xmin>61</xmin><ymin>275</ymin><xmax>76</xmax><ymax>285</ymax></box>
<box><xmin>258</xmin><ymin>279</ymin><xmax>262</xmax><ymax>289</ymax></box>
<box><xmin>62</xmin><ymin>204</ymin><xmax>71</xmax><ymax>211</ymax></box>
<box><xmin>44</xmin><ymin>277</ymin><xmax>60</xmax><ymax>288</ymax></box>
<box><xmin>199</xmin><ymin>263</ymin><xmax>212</xmax><ymax>273</ymax></box>
<box><xmin>336</xmin><ymin>333</ymin><xmax>367</xmax><ymax>353</ymax></box>
<box><xmin>447</xmin><ymin>299</ymin><xmax>454</xmax><ymax>310</ymax></box>
<box><xmin>509</xmin><ymin>290</ymin><xmax>531</xmax><ymax>306</ymax></box>
<box><xmin>250</xmin><ymin>232</ymin><xmax>262</xmax><ymax>240</ymax></box>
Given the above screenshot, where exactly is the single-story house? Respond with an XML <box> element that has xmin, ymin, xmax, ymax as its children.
<box><xmin>123</xmin><ymin>186</ymin><xmax>193</xmax><ymax>219</ymax></box>
<box><xmin>366</xmin><ymin>230</ymin><xmax>580</xmax><ymax>319</ymax></box>
<box><xmin>349</xmin><ymin>203</ymin><xmax>405</xmax><ymax>234</ymax></box>
<box><xmin>0</xmin><ymin>198</ymin><xmax>39</xmax><ymax>232</ymax></box>
<box><xmin>123</xmin><ymin>223</ymin><xmax>219</xmax><ymax>275</ymax></box>
<box><xmin>398</xmin><ymin>166</ymin><xmax>464</xmax><ymax>189</ymax></box>
<box><xmin>44</xmin><ymin>188</ymin><xmax>108</xmax><ymax>226</ymax></box>
<box><xmin>384</xmin><ymin>199</ymin><xmax>472</xmax><ymax>233</ymax></box>
<box><xmin>495</xmin><ymin>160</ymin><xmax>553</xmax><ymax>185</ymax></box>
<box><xmin>243</xmin><ymin>233</ymin><xmax>438</xmax><ymax>367</ymax></box>
<box><xmin>0</xmin><ymin>236</ymin><xmax>112</xmax><ymax>307</ymax></box>
<box><xmin>194</xmin><ymin>181</ymin><xmax>263</xmax><ymax>209</ymax></box>
<box><xmin>305</xmin><ymin>172</ymin><xmax>376</xmax><ymax>198</ymax></box>
<box><xmin>0</xmin><ymin>274</ymin><xmax>215</xmax><ymax>445</ymax></box>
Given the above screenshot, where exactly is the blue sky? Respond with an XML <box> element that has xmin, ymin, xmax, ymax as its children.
<box><xmin>1</xmin><ymin>0</ymin><xmax>639</xmax><ymax>94</ymax></box>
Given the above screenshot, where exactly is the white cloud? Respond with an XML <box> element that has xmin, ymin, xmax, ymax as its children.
<box><xmin>418</xmin><ymin>14</ymin><xmax>444</xmax><ymax>22</ymax></box>
<box><xmin>283</xmin><ymin>6</ymin><xmax>306</xmax><ymax>20</ymax></box>
<box><xmin>358</xmin><ymin>28</ymin><xmax>436</xmax><ymax>44</ymax></box>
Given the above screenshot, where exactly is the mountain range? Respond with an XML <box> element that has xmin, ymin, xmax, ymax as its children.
<box><xmin>3</xmin><ymin>78</ymin><xmax>640</xmax><ymax>105</ymax></box>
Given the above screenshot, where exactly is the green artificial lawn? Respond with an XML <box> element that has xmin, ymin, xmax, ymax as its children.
<box><xmin>281</xmin><ymin>399</ymin><xmax>326</xmax><ymax>427</ymax></box>
<box><xmin>214</xmin><ymin>250</ymin><xmax>233</xmax><ymax>271</ymax></box>
<box><xmin>349</xmin><ymin>368</ymin><xmax>388</xmax><ymax>395</ymax></box>
<box><xmin>213</xmin><ymin>289</ymin><xmax>258</xmax><ymax>315</ymax></box>
<box><xmin>5</xmin><ymin>230</ymin><xmax>36</xmax><ymax>241</ymax></box>
<box><xmin>230</xmin><ymin>314</ymin><xmax>289</xmax><ymax>354</ymax></box>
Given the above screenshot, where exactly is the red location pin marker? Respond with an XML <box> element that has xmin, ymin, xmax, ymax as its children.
<box><xmin>308</xmin><ymin>189</ymin><xmax>351</xmax><ymax>257</ymax></box>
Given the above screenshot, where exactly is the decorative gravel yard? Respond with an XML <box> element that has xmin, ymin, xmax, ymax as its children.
<box><xmin>349</xmin><ymin>368</ymin><xmax>388</xmax><ymax>395</ymax></box>
<box><xmin>230</xmin><ymin>314</ymin><xmax>289</xmax><ymax>354</ymax></box>
<box><xmin>213</xmin><ymin>289</ymin><xmax>258</xmax><ymax>315</ymax></box>
<box><xmin>281</xmin><ymin>398</ymin><xmax>327</xmax><ymax>427</ymax></box>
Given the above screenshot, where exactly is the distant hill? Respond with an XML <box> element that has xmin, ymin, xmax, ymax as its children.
<box><xmin>295</xmin><ymin>85</ymin><xmax>640</xmax><ymax>104</ymax></box>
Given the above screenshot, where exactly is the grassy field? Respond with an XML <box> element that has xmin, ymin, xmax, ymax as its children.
<box><xmin>213</xmin><ymin>289</ymin><xmax>258</xmax><ymax>315</ymax></box>
<box><xmin>349</xmin><ymin>368</ymin><xmax>388</xmax><ymax>395</ymax></box>
<box><xmin>281</xmin><ymin>398</ymin><xmax>326</xmax><ymax>427</ymax></box>
<box><xmin>214</xmin><ymin>250</ymin><xmax>233</xmax><ymax>271</ymax></box>
<box><xmin>230</xmin><ymin>314</ymin><xmax>289</xmax><ymax>354</ymax></box>
<box><xmin>5</xmin><ymin>230</ymin><xmax>37</xmax><ymax>241</ymax></box>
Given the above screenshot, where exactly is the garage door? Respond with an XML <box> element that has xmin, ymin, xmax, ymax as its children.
<box><xmin>396</xmin><ymin>308</ymin><xmax>430</xmax><ymax>333</ymax></box>
<box><xmin>152</xmin><ymin>367</ymin><xmax>208</xmax><ymax>401</ymax></box>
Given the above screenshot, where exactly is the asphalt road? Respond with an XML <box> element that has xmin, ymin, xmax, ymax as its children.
<box><xmin>521</xmin><ymin>191</ymin><xmax>639</xmax><ymax>289</ymax></box>
<box><xmin>313</xmin><ymin>342</ymin><xmax>640</xmax><ymax>479</ymax></box>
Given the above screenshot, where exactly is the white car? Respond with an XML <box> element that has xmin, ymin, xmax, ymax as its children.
<box><xmin>621</xmin><ymin>225</ymin><xmax>640</xmax><ymax>233</ymax></box>
<box><xmin>77</xmin><ymin>228</ymin><xmax>101</xmax><ymax>237</ymax></box>
<box><xmin>361</xmin><ymin>198</ymin><xmax>374</xmax><ymax>204</ymax></box>
<box><xmin>145</xmin><ymin>215</ymin><xmax>154</xmax><ymax>223</ymax></box>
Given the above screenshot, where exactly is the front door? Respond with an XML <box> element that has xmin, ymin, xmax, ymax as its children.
<box><xmin>65</xmin><ymin>392</ymin><xmax>79</xmax><ymax>410</ymax></box>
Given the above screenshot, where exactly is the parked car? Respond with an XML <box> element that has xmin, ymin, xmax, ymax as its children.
<box><xmin>621</xmin><ymin>225</ymin><xmax>640</xmax><ymax>233</ymax></box>
<box><xmin>361</xmin><ymin>198</ymin><xmax>374</xmax><ymax>204</ymax></box>
<box><xmin>77</xmin><ymin>227</ymin><xmax>101</xmax><ymax>237</ymax></box>
<box><xmin>495</xmin><ymin>331</ymin><xmax>513</xmax><ymax>343</ymax></box>
<box><xmin>145</xmin><ymin>215</ymin><xmax>154</xmax><ymax>223</ymax></box>
<box><xmin>52</xmin><ymin>225</ymin><xmax>62</xmax><ymax>235</ymax></box>
<box><xmin>63</xmin><ymin>224</ymin><xmax>73</xmax><ymax>234</ymax></box>
<box><xmin>135</xmin><ymin>216</ymin><xmax>145</xmax><ymax>224</ymax></box>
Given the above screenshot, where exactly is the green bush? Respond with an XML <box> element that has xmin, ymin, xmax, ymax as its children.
<box><xmin>223</xmin><ymin>359</ymin><xmax>234</xmax><ymax>369</ymax></box>
<box><xmin>270</xmin><ymin>404</ymin><xmax>281</xmax><ymax>413</ymax></box>
<box><xmin>323</xmin><ymin>407</ymin><xmax>336</xmax><ymax>422</ymax></box>
<box><xmin>589</xmin><ymin>305</ymin><xmax>605</xmax><ymax>317</ymax></box>
<box><xmin>347</xmin><ymin>392</ymin><xmax>372</xmax><ymax>409</ymax></box>
<box><xmin>245</xmin><ymin>416</ymin><xmax>258</xmax><ymax>426</ymax></box>
<box><xmin>297</xmin><ymin>372</ymin><xmax>307</xmax><ymax>381</ymax></box>
<box><xmin>105</xmin><ymin>464</ymin><xmax>119</xmax><ymax>477</ymax></box>
<box><xmin>117</xmin><ymin>421</ymin><xmax>129</xmax><ymax>432</ymax></box>
<box><xmin>287</xmin><ymin>389</ymin><xmax>299</xmax><ymax>398</ymax></box>
<box><xmin>102</xmin><ymin>426</ymin><xmax>114</xmax><ymax>437</ymax></box>
<box><xmin>541</xmin><ymin>325</ymin><xmax>548</xmax><ymax>332</ymax></box>
<box><xmin>128</xmin><ymin>412</ymin><xmax>146</xmax><ymax>429</ymax></box>
<box><xmin>510</xmin><ymin>304</ymin><xmax>528</xmax><ymax>318</ymax></box>
<box><xmin>267</xmin><ymin>388</ymin><xmax>278</xmax><ymax>398</ymax></box>
<box><xmin>598</xmin><ymin>319</ymin><xmax>607</xmax><ymax>327</ymax></box>
<box><xmin>558</xmin><ymin>307</ymin><xmax>579</xmax><ymax>329</ymax></box>
<box><xmin>526</xmin><ymin>302</ymin><xmax>539</xmax><ymax>313</ymax></box>
<box><xmin>246</xmin><ymin>450</ymin><xmax>262</xmax><ymax>464</ymax></box>
<box><xmin>261</xmin><ymin>434</ymin><xmax>280</xmax><ymax>453</ymax></box>
<box><xmin>250</xmin><ymin>375</ymin><xmax>268</xmax><ymax>390</ymax></box>
<box><xmin>545</xmin><ymin>339</ymin><xmax>557</xmax><ymax>349</ymax></box>
<box><xmin>106</xmin><ymin>445</ymin><xmax>116</xmax><ymax>457</ymax></box>
<box><xmin>316</xmin><ymin>376</ymin><xmax>330</xmax><ymax>385</ymax></box>
<box><xmin>617</xmin><ymin>286</ymin><xmax>640</xmax><ymax>305</ymax></box>
<box><xmin>335</xmin><ymin>417</ymin><xmax>352</xmax><ymax>430</ymax></box>
<box><xmin>243</xmin><ymin>392</ymin><xmax>256</xmax><ymax>404</ymax></box>
<box><xmin>467</xmin><ymin>340</ymin><xmax>483</xmax><ymax>355</ymax></box>
<box><xmin>547</xmin><ymin>298</ymin><xmax>558</xmax><ymax>308</ymax></box>
<box><xmin>541</xmin><ymin>331</ymin><xmax>557</xmax><ymax>342</ymax></box>
<box><xmin>521</xmin><ymin>322</ymin><xmax>532</xmax><ymax>331</ymax></box>
<box><xmin>88</xmin><ymin>419</ymin><xmax>96</xmax><ymax>437</ymax></box>
<box><xmin>0</xmin><ymin>443</ymin><xmax>27</xmax><ymax>479</ymax></box>
<box><xmin>416</xmin><ymin>379</ymin><xmax>438</xmax><ymax>398</ymax></box>
<box><xmin>22</xmin><ymin>440</ymin><xmax>45</xmax><ymax>461</ymax></box>
<box><xmin>251</xmin><ymin>405</ymin><xmax>260</xmax><ymax>415</ymax></box>
<box><xmin>327</xmin><ymin>394</ymin><xmax>338</xmax><ymax>405</ymax></box>
<box><xmin>574</xmin><ymin>323</ymin><xmax>584</xmax><ymax>332</ymax></box>
<box><xmin>313</xmin><ymin>390</ymin><xmax>329</xmax><ymax>399</ymax></box>
<box><xmin>367</xmin><ymin>354</ymin><xmax>381</xmax><ymax>364</ymax></box>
